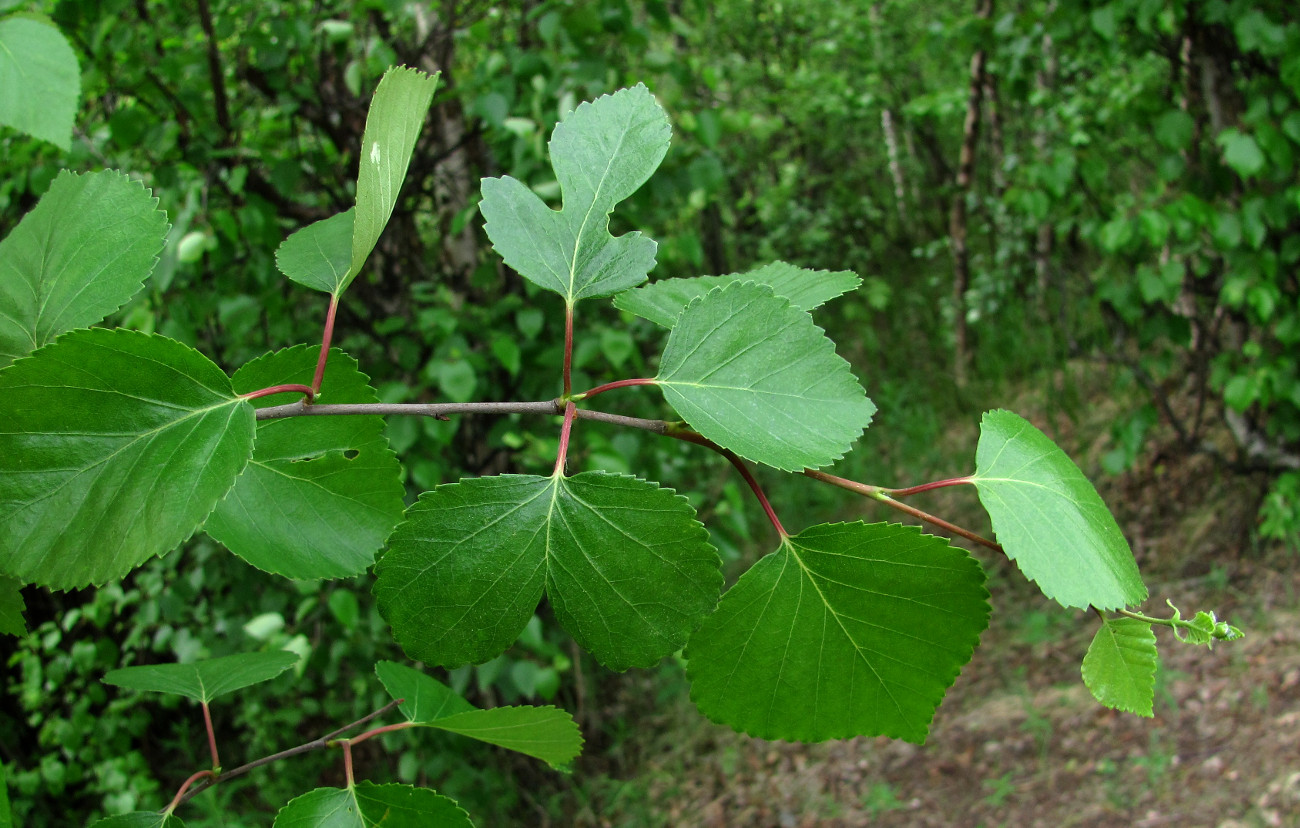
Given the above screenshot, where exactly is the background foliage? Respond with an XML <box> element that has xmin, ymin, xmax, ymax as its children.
<box><xmin>1</xmin><ymin>0</ymin><xmax>1296</xmax><ymax>824</ymax></box>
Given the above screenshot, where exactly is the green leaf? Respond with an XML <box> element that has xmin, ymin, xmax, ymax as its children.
<box><xmin>349</xmin><ymin>67</ymin><xmax>440</xmax><ymax>291</ymax></box>
<box><xmin>88</xmin><ymin>814</ymin><xmax>185</xmax><ymax>828</ymax></box>
<box><xmin>1217</xmin><ymin>129</ymin><xmax>1266</xmax><ymax>178</ymax></box>
<box><xmin>686</xmin><ymin>522</ymin><xmax>989</xmax><ymax>743</ymax></box>
<box><xmin>0</xmin><ymin>17</ymin><xmax>80</xmax><ymax>149</ymax></box>
<box><xmin>273</xmin><ymin>783</ymin><xmax>471</xmax><ymax>828</ymax></box>
<box><xmin>0</xmin><ymin>576</ymin><xmax>24</xmax><ymax>637</ymax></box>
<box><xmin>275</xmin><ymin>210</ymin><xmax>355</xmax><ymax>296</ymax></box>
<box><xmin>614</xmin><ymin>261</ymin><xmax>861</xmax><ymax>328</ymax></box>
<box><xmin>0</xmin><ymin>329</ymin><xmax>256</xmax><ymax>589</ymax></box>
<box><xmin>970</xmin><ymin>410</ymin><xmax>1147</xmax><ymax>610</ymax></box>
<box><xmin>0</xmin><ymin>170</ymin><xmax>169</xmax><ymax>368</ymax></box>
<box><xmin>375</xmin><ymin>660</ymin><xmax>475</xmax><ymax>723</ymax></box>
<box><xmin>654</xmin><ymin>281</ymin><xmax>874</xmax><ymax>471</ymax></box>
<box><xmin>0</xmin><ymin>760</ymin><xmax>9</xmax><ymax>828</ymax></box>
<box><xmin>102</xmin><ymin>650</ymin><xmax>299</xmax><ymax>703</ymax></box>
<box><xmin>374</xmin><ymin>472</ymin><xmax>720</xmax><ymax>671</ymax></box>
<box><xmin>480</xmin><ymin>84</ymin><xmax>671</xmax><ymax>304</ymax></box>
<box><xmin>205</xmin><ymin>346</ymin><xmax>405</xmax><ymax>580</ymax></box>
<box><xmin>1081</xmin><ymin>617</ymin><xmax>1157</xmax><ymax>716</ymax></box>
<box><xmin>434</xmin><ymin>707</ymin><xmax>582</xmax><ymax>770</ymax></box>
<box><xmin>375</xmin><ymin>661</ymin><xmax>583</xmax><ymax>768</ymax></box>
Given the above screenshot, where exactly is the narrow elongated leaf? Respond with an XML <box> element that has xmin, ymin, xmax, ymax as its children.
<box><xmin>1081</xmin><ymin>616</ymin><xmax>1157</xmax><ymax>717</ymax></box>
<box><xmin>275</xmin><ymin>210</ymin><xmax>355</xmax><ymax>295</ymax></box>
<box><xmin>0</xmin><ymin>329</ymin><xmax>255</xmax><ymax>589</ymax></box>
<box><xmin>434</xmin><ymin>707</ymin><xmax>582</xmax><ymax>769</ymax></box>
<box><xmin>0</xmin><ymin>170</ymin><xmax>169</xmax><ymax>368</ymax></box>
<box><xmin>88</xmin><ymin>814</ymin><xmax>184</xmax><ymax>828</ymax></box>
<box><xmin>102</xmin><ymin>651</ymin><xmax>299</xmax><ymax>703</ymax></box>
<box><xmin>273</xmin><ymin>783</ymin><xmax>471</xmax><ymax>828</ymax></box>
<box><xmin>615</xmin><ymin>261</ymin><xmax>861</xmax><ymax>328</ymax></box>
<box><xmin>375</xmin><ymin>660</ymin><xmax>475</xmax><ymax>723</ymax></box>
<box><xmin>686</xmin><ymin>522</ymin><xmax>989</xmax><ymax>744</ymax></box>
<box><xmin>0</xmin><ymin>17</ymin><xmax>79</xmax><ymax>149</ymax></box>
<box><xmin>655</xmin><ymin>282</ymin><xmax>874</xmax><ymax>471</ymax></box>
<box><xmin>205</xmin><ymin>346</ymin><xmax>404</xmax><ymax>579</ymax></box>
<box><xmin>0</xmin><ymin>576</ymin><xmax>24</xmax><ymax>637</ymax></box>
<box><xmin>971</xmin><ymin>410</ymin><xmax>1147</xmax><ymax>610</ymax></box>
<box><xmin>374</xmin><ymin>472</ymin><xmax>721</xmax><ymax>671</ymax></box>
<box><xmin>480</xmin><ymin>84</ymin><xmax>671</xmax><ymax>303</ymax></box>
<box><xmin>349</xmin><ymin>67</ymin><xmax>439</xmax><ymax>290</ymax></box>
<box><xmin>375</xmin><ymin>661</ymin><xmax>582</xmax><ymax>768</ymax></box>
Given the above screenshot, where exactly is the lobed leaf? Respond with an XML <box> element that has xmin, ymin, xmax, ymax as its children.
<box><xmin>273</xmin><ymin>783</ymin><xmax>471</xmax><ymax>828</ymax></box>
<box><xmin>0</xmin><ymin>576</ymin><xmax>24</xmax><ymax>637</ymax></box>
<box><xmin>0</xmin><ymin>329</ymin><xmax>255</xmax><ymax>589</ymax></box>
<box><xmin>971</xmin><ymin>410</ymin><xmax>1147</xmax><ymax>610</ymax></box>
<box><xmin>0</xmin><ymin>17</ymin><xmax>80</xmax><ymax>149</ymax></box>
<box><xmin>1081</xmin><ymin>616</ymin><xmax>1157</xmax><ymax>716</ymax></box>
<box><xmin>374</xmin><ymin>472</ymin><xmax>721</xmax><ymax>671</ymax></box>
<box><xmin>350</xmin><ymin>66</ymin><xmax>440</xmax><ymax>291</ymax></box>
<box><xmin>655</xmin><ymin>281</ymin><xmax>875</xmax><ymax>471</ymax></box>
<box><xmin>275</xmin><ymin>210</ymin><xmax>355</xmax><ymax>296</ymax></box>
<box><xmin>205</xmin><ymin>346</ymin><xmax>405</xmax><ymax>580</ymax></box>
<box><xmin>480</xmin><ymin>84</ymin><xmax>671</xmax><ymax>304</ymax></box>
<box><xmin>102</xmin><ymin>650</ymin><xmax>299</xmax><ymax>704</ymax></box>
<box><xmin>686</xmin><ymin>522</ymin><xmax>989</xmax><ymax>743</ymax></box>
<box><xmin>375</xmin><ymin>661</ymin><xmax>583</xmax><ymax>768</ymax></box>
<box><xmin>614</xmin><ymin>260</ymin><xmax>861</xmax><ymax>328</ymax></box>
<box><xmin>0</xmin><ymin>170</ymin><xmax>169</xmax><ymax>369</ymax></box>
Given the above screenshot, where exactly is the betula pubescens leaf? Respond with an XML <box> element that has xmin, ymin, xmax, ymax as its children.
<box><xmin>205</xmin><ymin>346</ymin><xmax>405</xmax><ymax>580</ymax></box>
<box><xmin>88</xmin><ymin>814</ymin><xmax>185</xmax><ymax>828</ymax></box>
<box><xmin>275</xmin><ymin>209</ymin><xmax>355</xmax><ymax>296</ymax></box>
<box><xmin>654</xmin><ymin>281</ymin><xmax>875</xmax><ymax>471</ymax></box>
<box><xmin>0</xmin><ymin>576</ymin><xmax>24</xmax><ymax>637</ymax></box>
<box><xmin>273</xmin><ymin>783</ymin><xmax>471</xmax><ymax>828</ymax></box>
<box><xmin>1081</xmin><ymin>616</ymin><xmax>1157</xmax><ymax>717</ymax></box>
<box><xmin>374</xmin><ymin>472</ymin><xmax>721</xmax><ymax>671</ymax></box>
<box><xmin>479</xmin><ymin>84</ymin><xmax>671</xmax><ymax>304</ymax></box>
<box><xmin>614</xmin><ymin>260</ymin><xmax>861</xmax><ymax>328</ymax></box>
<box><xmin>0</xmin><ymin>170</ymin><xmax>169</xmax><ymax>369</ymax></box>
<box><xmin>0</xmin><ymin>17</ymin><xmax>79</xmax><ymax>149</ymax></box>
<box><xmin>0</xmin><ymin>329</ymin><xmax>255</xmax><ymax>590</ymax></box>
<box><xmin>971</xmin><ymin>410</ymin><xmax>1147</xmax><ymax>611</ymax></box>
<box><xmin>102</xmin><ymin>651</ymin><xmax>299</xmax><ymax>704</ymax></box>
<box><xmin>376</xmin><ymin>661</ymin><xmax>583</xmax><ymax>769</ymax></box>
<box><xmin>685</xmin><ymin>522</ymin><xmax>989</xmax><ymax>744</ymax></box>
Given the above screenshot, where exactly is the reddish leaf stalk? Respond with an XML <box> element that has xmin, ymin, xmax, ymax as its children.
<box><xmin>575</xmin><ymin>377</ymin><xmax>657</xmax><ymax>400</ymax></box>
<box><xmin>240</xmin><ymin>383</ymin><xmax>316</xmax><ymax>402</ymax></box>
<box><xmin>803</xmin><ymin>469</ymin><xmax>1001</xmax><ymax>552</ymax></box>
<box><xmin>166</xmin><ymin>770</ymin><xmax>216</xmax><ymax>814</ymax></box>
<box><xmin>554</xmin><ymin>401</ymin><xmax>577</xmax><ymax>476</ymax></box>
<box><xmin>885</xmin><ymin>476</ymin><xmax>974</xmax><ymax>497</ymax></box>
<box><xmin>201</xmin><ymin>701</ymin><xmax>220</xmax><ymax>770</ymax></box>
<box><xmin>311</xmin><ymin>294</ymin><xmax>340</xmax><ymax>395</ymax></box>
<box><xmin>342</xmin><ymin>720</ymin><xmax>417</xmax><ymax>748</ymax></box>
<box><xmin>671</xmin><ymin>430</ymin><xmax>787</xmax><ymax>538</ymax></box>
<box><xmin>563</xmin><ymin>303</ymin><xmax>574</xmax><ymax>397</ymax></box>
<box><xmin>342</xmin><ymin>740</ymin><xmax>355</xmax><ymax>787</ymax></box>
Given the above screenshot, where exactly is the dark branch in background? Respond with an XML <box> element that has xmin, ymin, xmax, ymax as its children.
<box><xmin>196</xmin><ymin>0</ymin><xmax>233</xmax><ymax>142</ymax></box>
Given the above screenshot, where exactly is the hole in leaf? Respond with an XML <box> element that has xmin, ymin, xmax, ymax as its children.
<box><xmin>344</xmin><ymin>449</ymin><xmax>360</xmax><ymax>460</ymax></box>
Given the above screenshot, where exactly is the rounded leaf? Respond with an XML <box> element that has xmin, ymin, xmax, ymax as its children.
<box><xmin>273</xmin><ymin>783</ymin><xmax>471</xmax><ymax>828</ymax></box>
<box><xmin>102</xmin><ymin>651</ymin><xmax>299</xmax><ymax>704</ymax></box>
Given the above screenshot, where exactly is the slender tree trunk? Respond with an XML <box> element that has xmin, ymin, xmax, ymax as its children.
<box><xmin>1034</xmin><ymin>1</ymin><xmax>1059</xmax><ymax>315</ymax></box>
<box><xmin>949</xmin><ymin>0</ymin><xmax>992</xmax><ymax>387</ymax></box>
<box><xmin>871</xmin><ymin>3</ymin><xmax>909</xmax><ymax>225</ymax></box>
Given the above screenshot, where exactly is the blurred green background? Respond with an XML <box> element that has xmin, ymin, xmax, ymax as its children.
<box><xmin>2</xmin><ymin>0</ymin><xmax>1298</xmax><ymax>824</ymax></box>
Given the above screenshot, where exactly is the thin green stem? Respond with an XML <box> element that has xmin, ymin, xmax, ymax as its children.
<box><xmin>311</xmin><ymin>295</ymin><xmax>340</xmax><ymax>395</ymax></box>
<box><xmin>201</xmin><ymin>701</ymin><xmax>220</xmax><ymax>770</ymax></box>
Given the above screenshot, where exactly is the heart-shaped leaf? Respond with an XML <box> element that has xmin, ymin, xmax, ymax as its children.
<box><xmin>374</xmin><ymin>472</ymin><xmax>721</xmax><ymax>671</ymax></box>
<box><xmin>375</xmin><ymin>661</ymin><xmax>583</xmax><ymax>769</ymax></box>
<box><xmin>0</xmin><ymin>17</ymin><xmax>80</xmax><ymax>149</ymax></box>
<box><xmin>102</xmin><ymin>651</ymin><xmax>299</xmax><ymax>703</ymax></box>
<box><xmin>971</xmin><ymin>409</ymin><xmax>1147</xmax><ymax>610</ymax></box>
<box><xmin>0</xmin><ymin>170</ymin><xmax>169</xmax><ymax>368</ymax></box>
<box><xmin>686</xmin><ymin>522</ymin><xmax>989</xmax><ymax>744</ymax></box>
<box><xmin>1081</xmin><ymin>616</ymin><xmax>1157</xmax><ymax>716</ymax></box>
<box><xmin>480</xmin><ymin>84</ymin><xmax>671</xmax><ymax>304</ymax></box>
<box><xmin>615</xmin><ymin>261</ymin><xmax>861</xmax><ymax>328</ymax></box>
<box><xmin>205</xmin><ymin>346</ymin><xmax>405</xmax><ymax>579</ymax></box>
<box><xmin>0</xmin><ymin>329</ymin><xmax>255</xmax><ymax>589</ymax></box>
<box><xmin>273</xmin><ymin>783</ymin><xmax>471</xmax><ymax>828</ymax></box>
<box><xmin>654</xmin><ymin>281</ymin><xmax>874</xmax><ymax>471</ymax></box>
